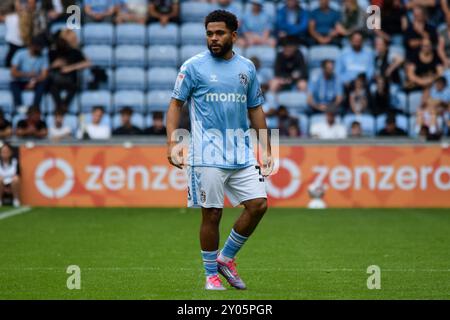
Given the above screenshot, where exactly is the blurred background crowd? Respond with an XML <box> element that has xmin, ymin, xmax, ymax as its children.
<box><xmin>0</xmin><ymin>0</ymin><xmax>449</xmax><ymax>142</ymax></box>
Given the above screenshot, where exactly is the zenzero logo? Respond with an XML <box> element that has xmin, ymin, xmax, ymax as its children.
<box><xmin>35</xmin><ymin>158</ymin><xmax>75</xmax><ymax>199</ymax></box>
<box><xmin>266</xmin><ymin>158</ymin><xmax>301</xmax><ymax>198</ymax></box>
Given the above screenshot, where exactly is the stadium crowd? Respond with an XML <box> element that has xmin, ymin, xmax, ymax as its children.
<box><xmin>0</xmin><ymin>0</ymin><xmax>449</xmax><ymax>141</ymax></box>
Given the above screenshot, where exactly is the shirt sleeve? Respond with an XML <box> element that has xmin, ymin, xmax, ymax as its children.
<box><xmin>11</xmin><ymin>50</ymin><xmax>23</xmax><ymax>68</ymax></box>
<box><xmin>247</xmin><ymin>64</ymin><xmax>265</xmax><ymax>109</ymax></box>
<box><xmin>172</xmin><ymin>62</ymin><xmax>196</xmax><ymax>102</ymax></box>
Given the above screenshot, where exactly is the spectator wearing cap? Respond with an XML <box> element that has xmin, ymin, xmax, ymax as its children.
<box><xmin>309</xmin><ymin>111</ymin><xmax>347</xmax><ymax>139</ymax></box>
<box><xmin>276</xmin><ymin>0</ymin><xmax>309</xmax><ymax>44</ymax></box>
<box><xmin>148</xmin><ymin>0</ymin><xmax>180</xmax><ymax>25</ymax></box>
<box><xmin>84</xmin><ymin>0</ymin><xmax>116</xmax><ymax>23</ymax></box>
<box><xmin>77</xmin><ymin>106</ymin><xmax>111</xmax><ymax>140</ymax></box>
<box><xmin>378</xmin><ymin>114</ymin><xmax>407</xmax><ymax>137</ymax></box>
<box><xmin>239</xmin><ymin>0</ymin><xmax>276</xmax><ymax>48</ymax></box>
<box><xmin>307</xmin><ymin>59</ymin><xmax>343</xmax><ymax>114</ymax></box>
<box><xmin>308</xmin><ymin>0</ymin><xmax>342</xmax><ymax>45</ymax></box>
<box><xmin>115</xmin><ymin>0</ymin><xmax>148</xmax><ymax>24</ymax></box>
<box><xmin>113</xmin><ymin>107</ymin><xmax>143</xmax><ymax>135</ymax></box>
<box><xmin>48</xmin><ymin>109</ymin><xmax>72</xmax><ymax>141</ymax></box>
<box><xmin>144</xmin><ymin>112</ymin><xmax>166</xmax><ymax>135</ymax></box>
<box><xmin>10</xmin><ymin>36</ymin><xmax>49</xmax><ymax>109</ymax></box>
<box><xmin>0</xmin><ymin>109</ymin><xmax>12</xmax><ymax>139</ymax></box>
<box><xmin>16</xmin><ymin>106</ymin><xmax>48</xmax><ymax>139</ymax></box>
<box><xmin>269</xmin><ymin>36</ymin><xmax>308</xmax><ymax>93</ymax></box>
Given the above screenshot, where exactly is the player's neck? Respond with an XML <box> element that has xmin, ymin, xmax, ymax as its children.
<box><xmin>221</xmin><ymin>50</ymin><xmax>235</xmax><ymax>61</ymax></box>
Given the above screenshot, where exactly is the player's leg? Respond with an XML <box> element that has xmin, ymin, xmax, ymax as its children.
<box><xmin>217</xmin><ymin>166</ymin><xmax>267</xmax><ymax>289</ymax></box>
<box><xmin>11</xmin><ymin>176</ymin><xmax>21</xmax><ymax>207</ymax></box>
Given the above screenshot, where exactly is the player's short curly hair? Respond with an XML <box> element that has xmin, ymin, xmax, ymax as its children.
<box><xmin>204</xmin><ymin>10</ymin><xmax>238</xmax><ymax>32</ymax></box>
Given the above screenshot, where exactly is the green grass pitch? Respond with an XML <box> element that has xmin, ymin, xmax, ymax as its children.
<box><xmin>0</xmin><ymin>207</ymin><xmax>449</xmax><ymax>299</ymax></box>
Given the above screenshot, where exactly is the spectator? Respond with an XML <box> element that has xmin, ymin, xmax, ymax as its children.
<box><xmin>78</xmin><ymin>106</ymin><xmax>111</xmax><ymax>140</ymax></box>
<box><xmin>113</xmin><ymin>106</ymin><xmax>143</xmax><ymax>135</ymax></box>
<box><xmin>378</xmin><ymin>113</ymin><xmax>408</xmax><ymax>136</ymax></box>
<box><xmin>250</xmin><ymin>56</ymin><xmax>272</xmax><ymax>90</ymax></box>
<box><xmin>43</xmin><ymin>0</ymin><xmax>76</xmax><ymax>26</ymax></box>
<box><xmin>349</xmin><ymin>121</ymin><xmax>363</xmax><ymax>138</ymax></box>
<box><xmin>310</xmin><ymin>111</ymin><xmax>347</xmax><ymax>139</ymax></box>
<box><xmin>10</xmin><ymin>36</ymin><xmax>49</xmax><ymax>109</ymax></box>
<box><xmin>371</xmin><ymin>75</ymin><xmax>391</xmax><ymax>116</ymax></box>
<box><xmin>336</xmin><ymin>31</ymin><xmax>375</xmax><ymax>88</ymax></box>
<box><xmin>2</xmin><ymin>2</ymin><xmax>24</xmax><ymax>67</ymax></box>
<box><xmin>337</xmin><ymin>0</ymin><xmax>366</xmax><ymax>37</ymax></box>
<box><xmin>0</xmin><ymin>109</ymin><xmax>13</xmax><ymax>139</ymax></box>
<box><xmin>213</xmin><ymin>0</ymin><xmax>242</xmax><ymax>22</ymax></box>
<box><xmin>415</xmin><ymin>98</ymin><xmax>444</xmax><ymax>136</ymax></box>
<box><xmin>418</xmin><ymin>124</ymin><xmax>442</xmax><ymax>141</ymax></box>
<box><xmin>375</xmin><ymin>0</ymin><xmax>408</xmax><ymax>43</ymax></box>
<box><xmin>144</xmin><ymin>111</ymin><xmax>166</xmax><ymax>135</ymax></box>
<box><xmin>48</xmin><ymin>109</ymin><xmax>72</xmax><ymax>141</ymax></box>
<box><xmin>437</xmin><ymin>14</ymin><xmax>450</xmax><ymax>69</ymax></box>
<box><xmin>48</xmin><ymin>29</ymin><xmax>91</xmax><ymax>113</ymax></box>
<box><xmin>148</xmin><ymin>0</ymin><xmax>180</xmax><ymax>25</ymax></box>
<box><xmin>116</xmin><ymin>0</ymin><xmax>148</xmax><ymax>24</ymax></box>
<box><xmin>307</xmin><ymin>59</ymin><xmax>343</xmax><ymax>114</ymax></box>
<box><xmin>404</xmin><ymin>6</ymin><xmax>438</xmax><ymax>59</ymax></box>
<box><xmin>0</xmin><ymin>142</ymin><xmax>21</xmax><ymax>207</ymax></box>
<box><xmin>239</xmin><ymin>0</ymin><xmax>276</xmax><ymax>48</ymax></box>
<box><xmin>287</xmin><ymin>120</ymin><xmax>301</xmax><ymax>137</ymax></box>
<box><xmin>428</xmin><ymin>77</ymin><xmax>450</xmax><ymax>110</ymax></box>
<box><xmin>405</xmin><ymin>0</ymin><xmax>445</xmax><ymax>25</ymax></box>
<box><xmin>276</xmin><ymin>0</ymin><xmax>309</xmax><ymax>44</ymax></box>
<box><xmin>308</xmin><ymin>0</ymin><xmax>342</xmax><ymax>45</ymax></box>
<box><xmin>276</xmin><ymin>106</ymin><xmax>298</xmax><ymax>137</ymax></box>
<box><xmin>16</xmin><ymin>105</ymin><xmax>48</xmax><ymax>139</ymax></box>
<box><xmin>269</xmin><ymin>37</ymin><xmax>308</xmax><ymax>93</ymax></box>
<box><xmin>374</xmin><ymin>36</ymin><xmax>403</xmax><ymax>85</ymax></box>
<box><xmin>405</xmin><ymin>38</ymin><xmax>444</xmax><ymax>92</ymax></box>
<box><xmin>84</xmin><ymin>0</ymin><xmax>116</xmax><ymax>23</ymax></box>
<box><xmin>348</xmin><ymin>73</ymin><xmax>370</xmax><ymax>114</ymax></box>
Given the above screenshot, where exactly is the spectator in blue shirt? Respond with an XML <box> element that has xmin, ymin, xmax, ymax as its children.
<box><xmin>214</xmin><ymin>0</ymin><xmax>242</xmax><ymax>22</ymax></box>
<box><xmin>10</xmin><ymin>37</ymin><xmax>49</xmax><ymax>109</ymax></box>
<box><xmin>307</xmin><ymin>59</ymin><xmax>343</xmax><ymax>114</ymax></box>
<box><xmin>308</xmin><ymin>0</ymin><xmax>342</xmax><ymax>45</ymax></box>
<box><xmin>335</xmin><ymin>31</ymin><xmax>375</xmax><ymax>88</ymax></box>
<box><xmin>276</xmin><ymin>0</ymin><xmax>309</xmax><ymax>45</ymax></box>
<box><xmin>239</xmin><ymin>0</ymin><xmax>276</xmax><ymax>47</ymax></box>
<box><xmin>429</xmin><ymin>76</ymin><xmax>450</xmax><ymax>107</ymax></box>
<box><xmin>84</xmin><ymin>0</ymin><xmax>116</xmax><ymax>23</ymax></box>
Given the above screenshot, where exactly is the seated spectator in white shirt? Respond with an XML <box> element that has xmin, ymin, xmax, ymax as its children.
<box><xmin>0</xmin><ymin>142</ymin><xmax>21</xmax><ymax>207</ymax></box>
<box><xmin>78</xmin><ymin>106</ymin><xmax>111</xmax><ymax>140</ymax></box>
<box><xmin>49</xmin><ymin>110</ymin><xmax>72</xmax><ymax>141</ymax></box>
<box><xmin>310</xmin><ymin>111</ymin><xmax>347</xmax><ymax>139</ymax></box>
<box><xmin>116</xmin><ymin>0</ymin><xmax>148</xmax><ymax>24</ymax></box>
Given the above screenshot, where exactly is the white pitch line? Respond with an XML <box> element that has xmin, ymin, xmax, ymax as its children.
<box><xmin>0</xmin><ymin>206</ymin><xmax>32</xmax><ymax>221</ymax></box>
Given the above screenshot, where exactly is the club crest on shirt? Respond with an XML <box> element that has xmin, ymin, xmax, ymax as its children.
<box><xmin>239</xmin><ymin>73</ymin><xmax>249</xmax><ymax>88</ymax></box>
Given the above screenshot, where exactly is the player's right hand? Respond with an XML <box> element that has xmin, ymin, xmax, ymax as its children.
<box><xmin>167</xmin><ymin>141</ymin><xmax>184</xmax><ymax>170</ymax></box>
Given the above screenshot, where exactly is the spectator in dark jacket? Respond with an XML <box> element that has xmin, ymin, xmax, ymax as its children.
<box><xmin>113</xmin><ymin>106</ymin><xmax>143</xmax><ymax>135</ymax></box>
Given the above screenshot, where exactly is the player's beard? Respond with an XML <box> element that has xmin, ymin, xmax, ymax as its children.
<box><xmin>208</xmin><ymin>40</ymin><xmax>233</xmax><ymax>58</ymax></box>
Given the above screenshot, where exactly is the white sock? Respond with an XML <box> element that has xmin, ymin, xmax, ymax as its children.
<box><xmin>217</xmin><ymin>251</ymin><xmax>233</xmax><ymax>263</ymax></box>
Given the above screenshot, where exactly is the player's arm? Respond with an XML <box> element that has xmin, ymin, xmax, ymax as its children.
<box><xmin>248</xmin><ymin>106</ymin><xmax>273</xmax><ymax>177</ymax></box>
<box><xmin>166</xmin><ymin>98</ymin><xmax>185</xmax><ymax>169</ymax></box>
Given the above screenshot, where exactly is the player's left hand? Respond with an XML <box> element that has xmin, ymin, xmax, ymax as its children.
<box><xmin>261</xmin><ymin>154</ymin><xmax>274</xmax><ymax>177</ymax></box>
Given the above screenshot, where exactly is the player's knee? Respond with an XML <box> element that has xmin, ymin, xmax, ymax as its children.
<box><xmin>203</xmin><ymin>208</ymin><xmax>222</xmax><ymax>224</ymax></box>
<box><xmin>248</xmin><ymin>198</ymin><xmax>267</xmax><ymax>217</ymax></box>
<box><xmin>12</xmin><ymin>176</ymin><xmax>20</xmax><ymax>183</ymax></box>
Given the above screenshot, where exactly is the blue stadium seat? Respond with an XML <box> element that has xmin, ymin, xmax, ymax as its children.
<box><xmin>408</xmin><ymin>91</ymin><xmax>423</xmax><ymax>114</ymax></box>
<box><xmin>116</xmin><ymin>23</ymin><xmax>146</xmax><ymax>45</ymax></box>
<box><xmin>298</xmin><ymin>113</ymin><xmax>309</xmax><ymax>136</ymax></box>
<box><xmin>277</xmin><ymin>91</ymin><xmax>308</xmax><ymax>114</ymax></box>
<box><xmin>45</xmin><ymin>94</ymin><xmax>79</xmax><ymax>115</ymax></box>
<box><xmin>147</xmin><ymin>90</ymin><xmax>172</xmax><ymax>112</ymax></box>
<box><xmin>81</xmin><ymin>68</ymin><xmax>114</xmax><ymax>91</ymax></box>
<box><xmin>148</xmin><ymin>45</ymin><xmax>178</xmax><ymax>68</ymax></box>
<box><xmin>388</xmin><ymin>45</ymin><xmax>405</xmax><ymax>62</ymax></box>
<box><xmin>408</xmin><ymin>115</ymin><xmax>417</xmax><ymax>137</ymax></box>
<box><xmin>0</xmin><ymin>90</ymin><xmax>13</xmax><ymax>114</ymax></box>
<box><xmin>180</xmin><ymin>1</ymin><xmax>212</xmax><ymax>23</ymax></box>
<box><xmin>0</xmin><ymin>68</ymin><xmax>11</xmax><ymax>90</ymax></box>
<box><xmin>80</xmin><ymin>90</ymin><xmax>112</xmax><ymax>113</ymax></box>
<box><xmin>112</xmin><ymin>112</ymin><xmax>145</xmax><ymax>130</ymax></box>
<box><xmin>180</xmin><ymin>45</ymin><xmax>206</xmax><ymax>63</ymax></box>
<box><xmin>22</xmin><ymin>91</ymin><xmax>42</xmax><ymax>108</ymax></box>
<box><xmin>115</xmin><ymin>45</ymin><xmax>146</xmax><ymax>67</ymax></box>
<box><xmin>46</xmin><ymin>114</ymin><xmax>79</xmax><ymax>135</ymax></box>
<box><xmin>83</xmin><ymin>45</ymin><xmax>113</xmax><ymax>67</ymax></box>
<box><xmin>0</xmin><ymin>45</ymin><xmax>7</xmax><ymax>67</ymax></box>
<box><xmin>245</xmin><ymin>46</ymin><xmax>276</xmax><ymax>68</ymax></box>
<box><xmin>83</xmin><ymin>23</ymin><xmax>114</xmax><ymax>45</ymax></box>
<box><xmin>391</xmin><ymin>89</ymin><xmax>407</xmax><ymax>113</ymax></box>
<box><xmin>12</xmin><ymin>114</ymin><xmax>26</xmax><ymax>128</ymax></box>
<box><xmin>0</xmin><ymin>24</ymin><xmax>5</xmax><ymax>45</ymax></box>
<box><xmin>148</xmin><ymin>67</ymin><xmax>177</xmax><ymax>90</ymax></box>
<box><xmin>115</xmin><ymin>67</ymin><xmax>146</xmax><ymax>91</ymax></box>
<box><xmin>180</xmin><ymin>23</ymin><xmax>206</xmax><ymax>46</ymax></box>
<box><xmin>308</xmin><ymin>45</ymin><xmax>341</xmax><ymax>69</ymax></box>
<box><xmin>113</xmin><ymin>90</ymin><xmax>145</xmax><ymax>113</ymax></box>
<box><xmin>148</xmin><ymin>23</ymin><xmax>179</xmax><ymax>45</ymax></box>
<box><xmin>343</xmin><ymin>114</ymin><xmax>376</xmax><ymax>136</ymax></box>
<box><xmin>81</xmin><ymin>112</ymin><xmax>111</xmax><ymax>127</ymax></box>
<box><xmin>376</xmin><ymin>114</ymin><xmax>408</xmax><ymax>133</ymax></box>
